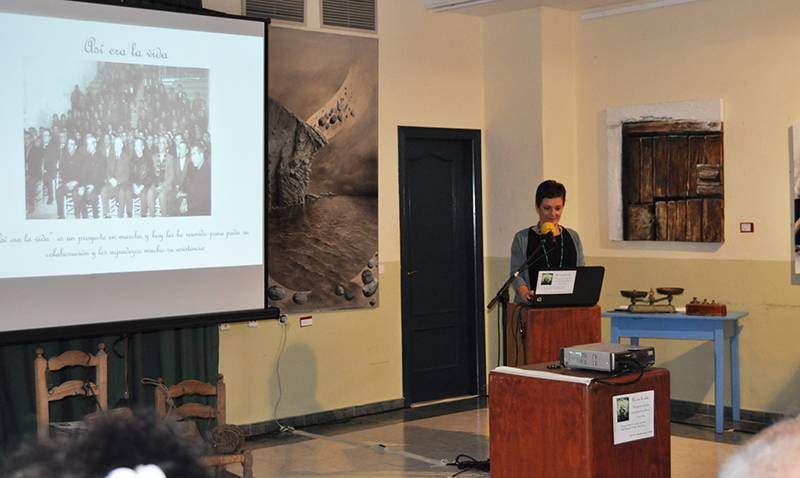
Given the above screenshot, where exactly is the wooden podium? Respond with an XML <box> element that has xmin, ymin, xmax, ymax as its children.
<box><xmin>489</xmin><ymin>364</ymin><xmax>671</xmax><ymax>478</ymax></box>
<box><xmin>505</xmin><ymin>304</ymin><xmax>601</xmax><ymax>366</ymax></box>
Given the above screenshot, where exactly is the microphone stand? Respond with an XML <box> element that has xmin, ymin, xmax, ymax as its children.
<box><xmin>487</xmin><ymin>238</ymin><xmax>555</xmax><ymax>365</ymax></box>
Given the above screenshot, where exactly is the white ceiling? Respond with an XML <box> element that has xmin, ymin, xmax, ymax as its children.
<box><xmin>435</xmin><ymin>0</ymin><xmax>657</xmax><ymax>16</ymax></box>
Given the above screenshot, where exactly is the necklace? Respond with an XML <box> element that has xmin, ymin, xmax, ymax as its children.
<box><xmin>540</xmin><ymin>226</ymin><xmax>565</xmax><ymax>268</ymax></box>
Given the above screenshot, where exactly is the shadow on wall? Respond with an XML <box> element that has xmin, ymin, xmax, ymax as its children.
<box><xmin>657</xmin><ymin>340</ymin><xmax>715</xmax><ymax>403</ymax></box>
<box><xmin>768</xmin><ymin>367</ymin><xmax>800</xmax><ymax>416</ymax></box>
<box><xmin>269</xmin><ymin>342</ymin><xmax>320</xmax><ymax>422</ymax></box>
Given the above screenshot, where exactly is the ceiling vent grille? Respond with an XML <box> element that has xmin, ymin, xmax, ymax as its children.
<box><xmin>322</xmin><ymin>0</ymin><xmax>376</xmax><ymax>31</ymax></box>
<box><xmin>245</xmin><ymin>0</ymin><xmax>305</xmax><ymax>23</ymax></box>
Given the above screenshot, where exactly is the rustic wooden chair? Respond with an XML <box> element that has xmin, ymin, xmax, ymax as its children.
<box><xmin>154</xmin><ymin>374</ymin><xmax>253</xmax><ymax>478</ymax></box>
<box><xmin>34</xmin><ymin>343</ymin><xmax>108</xmax><ymax>441</ymax></box>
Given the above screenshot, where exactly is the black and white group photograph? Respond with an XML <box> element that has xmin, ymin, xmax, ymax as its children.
<box><xmin>23</xmin><ymin>61</ymin><xmax>211</xmax><ymax>220</ymax></box>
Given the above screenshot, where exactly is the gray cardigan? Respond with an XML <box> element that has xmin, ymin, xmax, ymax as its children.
<box><xmin>509</xmin><ymin>225</ymin><xmax>585</xmax><ymax>304</ymax></box>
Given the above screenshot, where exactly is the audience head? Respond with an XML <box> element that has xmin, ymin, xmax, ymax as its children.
<box><xmin>719</xmin><ymin>418</ymin><xmax>800</xmax><ymax>478</ymax></box>
<box><xmin>2</xmin><ymin>410</ymin><xmax>211</xmax><ymax>478</ymax></box>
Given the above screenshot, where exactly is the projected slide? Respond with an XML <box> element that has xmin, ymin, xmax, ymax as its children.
<box><xmin>25</xmin><ymin>62</ymin><xmax>211</xmax><ymax>220</ymax></box>
<box><xmin>0</xmin><ymin>0</ymin><xmax>266</xmax><ymax>333</ymax></box>
<box><xmin>1</xmin><ymin>2</ymin><xmax>263</xmax><ymax>280</ymax></box>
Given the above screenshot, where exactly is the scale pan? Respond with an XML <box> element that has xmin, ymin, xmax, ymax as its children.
<box><xmin>656</xmin><ymin>287</ymin><xmax>684</xmax><ymax>295</ymax></box>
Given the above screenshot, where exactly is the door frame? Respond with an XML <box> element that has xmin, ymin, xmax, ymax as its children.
<box><xmin>398</xmin><ymin>126</ymin><xmax>486</xmax><ymax>405</ymax></box>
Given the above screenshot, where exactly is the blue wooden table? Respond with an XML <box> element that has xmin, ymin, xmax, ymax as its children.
<box><xmin>602</xmin><ymin>311</ymin><xmax>747</xmax><ymax>434</ymax></box>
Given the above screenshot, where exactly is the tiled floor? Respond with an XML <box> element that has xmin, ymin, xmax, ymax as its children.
<box><xmin>232</xmin><ymin>397</ymin><xmax>750</xmax><ymax>477</ymax></box>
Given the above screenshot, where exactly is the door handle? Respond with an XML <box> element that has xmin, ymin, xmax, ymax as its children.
<box><xmin>407</xmin><ymin>270</ymin><xmax>418</xmax><ymax>276</ymax></box>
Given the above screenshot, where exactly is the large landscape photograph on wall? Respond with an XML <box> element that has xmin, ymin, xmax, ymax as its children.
<box><xmin>267</xmin><ymin>28</ymin><xmax>379</xmax><ymax>312</ymax></box>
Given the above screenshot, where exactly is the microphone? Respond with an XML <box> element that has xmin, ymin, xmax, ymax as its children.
<box><xmin>540</xmin><ymin>221</ymin><xmax>560</xmax><ymax>245</ymax></box>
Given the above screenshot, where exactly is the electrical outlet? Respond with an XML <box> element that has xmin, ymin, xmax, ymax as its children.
<box><xmin>247</xmin><ymin>320</ymin><xmax>258</xmax><ymax>328</ymax></box>
<box><xmin>219</xmin><ymin>323</ymin><xmax>231</xmax><ymax>331</ymax></box>
<box><xmin>278</xmin><ymin>314</ymin><xmax>288</xmax><ymax>325</ymax></box>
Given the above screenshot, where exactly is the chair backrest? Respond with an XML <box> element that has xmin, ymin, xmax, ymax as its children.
<box><xmin>34</xmin><ymin>343</ymin><xmax>108</xmax><ymax>440</ymax></box>
<box><xmin>154</xmin><ymin>374</ymin><xmax>226</xmax><ymax>426</ymax></box>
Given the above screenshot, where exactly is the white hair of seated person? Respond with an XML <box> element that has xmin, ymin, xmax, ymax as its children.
<box><xmin>718</xmin><ymin>418</ymin><xmax>800</xmax><ymax>478</ymax></box>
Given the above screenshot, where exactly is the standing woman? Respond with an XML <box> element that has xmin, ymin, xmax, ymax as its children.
<box><xmin>510</xmin><ymin>180</ymin><xmax>585</xmax><ymax>304</ymax></box>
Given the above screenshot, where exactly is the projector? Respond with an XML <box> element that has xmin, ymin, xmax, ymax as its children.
<box><xmin>560</xmin><ymin>343</ymin><xmax>655</xmax><ymax>372</ymax></box>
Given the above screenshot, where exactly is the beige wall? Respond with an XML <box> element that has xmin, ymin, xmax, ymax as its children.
<box><xmin>480</xmin><ymin>6</ymin><xmax>581</xmax><ymax>378</ymax></box>
<box><xmin>576</xmin><ymin>0</ymin><xmax>800</xmax><ymax>262</ymax></box>
<box><xmin>212</xmin><ymin>0</ymin><xmax>485</xmax><ymax>424</ymax></box>
<box><xmin>573</xmin><ymin>0</ymin><xmax>800</xmax><ymax>414</ymax></box>
<box><xmin>212</xmin><ymin>0</ymin><xmax>800</xmax><ymax>422</ymax></box>
<box><xmin>484</xmin><ymin>0</ymin><xmax>800</xmax><ymax>415</ymax></box>
<box><xmin>483</xmin><ymin>8</ymin><xmax>543</xmax><ymax>258</ymax></box>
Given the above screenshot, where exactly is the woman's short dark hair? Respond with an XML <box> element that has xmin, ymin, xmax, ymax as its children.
<box><xmin>535</xmin><ymin>180</ymin><xmax>567</xmax><ymax>207</ymax></box>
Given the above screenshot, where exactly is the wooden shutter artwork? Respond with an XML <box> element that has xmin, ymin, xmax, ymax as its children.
<box><xmin>622</xmin><ymin>120</ymin><xmax>724</xmax><ymax>242</ymax></box>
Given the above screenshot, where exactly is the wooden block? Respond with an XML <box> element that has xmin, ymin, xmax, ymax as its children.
<box><xmin>686</xmin><ymin>199</ymin><xmax>703</xmax><ymax>242</ymax></box>
<box><xmin>702</xmin><ymin>198</ymin><xmax>724</xmax><ymax>242</ymax></box>
<box><xmin>655</xmin><ymin>201</ymin><xmax>669</xmax><ymax>241</ymax></box>
<box><xmin>686</xmin><ymin>302</ymin><xmax>727</xmax><ymax>316</ymax></box>
<box><xmin>653</xmin><ymin>136</ymin><xmax>669</xmax><ymax>199</ymax></box>
<box><xmin>623</xmin><ymin>136</ymin><xmax>641</xmax><ymax>205</ymax></box>
<box><xmin>640</xmin><ymin>137</ymin><xmax>654</xmax><ymax>203</ymax></box>
<box><xmin>625</xmin><ymin>205</ymin><xmax>654</xmax><ymax>240</ymax></box>
<box><xmin>668</xmin><ymin>135</ymin><xmax>689</xmax><ymax>198</ymax></box>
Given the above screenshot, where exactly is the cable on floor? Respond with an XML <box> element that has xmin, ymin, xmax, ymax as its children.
<box><xmin>446</xmin><ymin>454</ymin><xmax>490</xmax><ymax>476</ymax></box>
<box><xmin>272</xmin><ymin>319</ymin><xmax>294</xmax><ymax>433</ymax></box>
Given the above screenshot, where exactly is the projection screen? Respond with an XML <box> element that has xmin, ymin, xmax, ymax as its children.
<box><xmin>0</xmin><ymin>0</ymin><xmax>269</xmax><ymax>338</ymax></box>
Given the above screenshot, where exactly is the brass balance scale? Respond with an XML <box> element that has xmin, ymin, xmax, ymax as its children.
<box><xmin>620</xmin><ymin>287</ymin><xmax>684</xmax><ymax>313</ymax></box>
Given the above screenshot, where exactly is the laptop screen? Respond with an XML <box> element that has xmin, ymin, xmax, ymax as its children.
<box><xmin>529</xmin><ymin>266</ymin><xmax>605</xmax><ymax>308</ymax></box>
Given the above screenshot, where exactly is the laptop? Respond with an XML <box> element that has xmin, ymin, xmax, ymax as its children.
<box><xmin>526</xmin><ymin>266</ymin><xmax>605</xmax><ymax>308</ymax></box>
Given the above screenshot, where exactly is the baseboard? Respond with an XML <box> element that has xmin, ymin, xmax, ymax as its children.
<box><xmin>671</xmin><ymin>399</ymin><xmax>786</xmax><ymax>427</ymax></box>
<box><xmin>238</xmin><ymin>398</ymin><xmax>406</xmax><ymax>438</ymax></box>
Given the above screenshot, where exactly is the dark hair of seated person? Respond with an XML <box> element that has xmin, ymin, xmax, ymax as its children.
<box><xmin>3</xmin><ymin>409</ymin><xmax>211</xmax><ymax>478</ymax></box>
